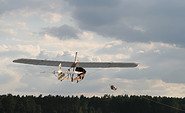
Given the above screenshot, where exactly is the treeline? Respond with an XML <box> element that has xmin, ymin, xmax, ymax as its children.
<box><xmin>0</xmin><ymin>94</ymin><xmax>185</xmax><ymax>113</ymax></box>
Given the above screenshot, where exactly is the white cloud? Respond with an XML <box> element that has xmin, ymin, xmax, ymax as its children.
<box><xmin>110</xmin><ymin>78</ymin><xmax>185</xmax><ymax>97</ymax></box>
<box><xmin>133</xmin><ymin>42</ymin><xmax>180</xmax><ymax>53</ymax></box>
<box><xmin>41</xmin><ymin>12</ymin><xmax>62</xmax><ymax>23</ymax></box>
<box><xmin>69</xmin><ymin>78</ymin><xmax>185</xmax><ymax>97</ymax></box>
<box><xmin>39</xmin><ymin>34</ymin><xmax>60</xmax><ymax>46</ymax></box>
<box><xmin>138</xmin><ymin>64</ymin><xmax>149</xmax><ymax>70</ymax></box>
<box><xmin>17</xmin><ymin>45</ymin><xmax>40</xmax><ymax>57</ymax></box>
<box><xmin>135</xmin><ymin>42</ymin><xmax>156</xmax><ymax>52</ymax></box>
<box><xmin>80</xmin><ymin>31</ymin><xmax>94</xmax><ymax>40</ymax></box>
<box><xmin>115</xmin><ymin>54</ymin><xmax>130</xmax><ymax>60</ymax></box>
<box><xmin>97</xmin><ymin>54</ymin><xmax>130</xmax><ymax>61</ymax></box>
<box><xmin>160</xmin><ymin>43</ymin><xmax>177</xmax><ymax>49</ymax></box>
<box><xmin>0</xmin><ymin>44</ymin><xmax>40</xmax><ymax>57</ymax></box>
<box><xmin>87</xmin><ymin>55</ymin><xmax>101</xmax><ymax>62</ymax></box>
<box><xmin>137</xmin><ymin>50</ymin><xmax>145</xmax><ymax>54</ymax></box>
<box><xmin>133</xmin><ymin>25</ymin><xmax>145</xmax><ymax>32</ymax></box>
<box><xmin>10</xmin><ymin>8</ymin><xmax>41</xmax><ymax>17</ymax></box>
<box><xmin>153</xmin><ymin>49</ymin><xmax>160</xmax><ymax>53</ymax></box>
<box><xmin>15</xmin><ymin>22</ymin><xmax>28</xmax><ymax>30</ymax></box>
<box><xmin>105</xmin><ymin>40</ymin><xmax>123</xmax><ymax>48</ymax></box>
<box><xmin>0</xmin><ymin>57</ymin><xmax>27</xmax><ymax>93</ymax></box>
<box><xmin>1</xmin><ymin>21</ymin><xmax>28</xmax><ymax>30</ymax></box>
<box><xmin>10</xmin><ymin>38</ymin><xmax>34</xmax><ymax>43</ymax></box>
<box><xmin>148</xmin><ymin>80</ymin><xmax>185</xmax><ymax>97</ymax></box>
<box><xmin>0</xmin><ymin>45</ymin><xmax>9</xmax><ymax>52</ymax></box>
<box><xmin>39</xmin><ymin>34</ymin><xmax>104</xmax><ymax>55</ymax></box>
<box><xmin>0</xmin><ymin>28</ymin><xmax>16</xmax><ymax>35</ymax></box>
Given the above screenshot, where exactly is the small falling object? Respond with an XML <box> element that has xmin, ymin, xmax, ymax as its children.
<box><xmin>110</xmin><ymin>85</ymin><xmax>117</xmax><ymax>90</ymax></box>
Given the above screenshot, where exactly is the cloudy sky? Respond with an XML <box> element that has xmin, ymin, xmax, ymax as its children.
<box><xmin>1</xmin><ymin>0</ymin><xmax>185</xmax><ymax>97</ymax></box>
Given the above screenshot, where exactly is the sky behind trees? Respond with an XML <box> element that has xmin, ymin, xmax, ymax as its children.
<box><xmin>0</xmin><ymin>0</ymin><xmax>185</xmax><ymax>97</ymax></box>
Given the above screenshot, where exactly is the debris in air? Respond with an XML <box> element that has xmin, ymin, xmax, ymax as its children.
<box><xmin>110</xmin><ymin>85</ymin><xmax>117</xmax><ymax>90</ymax></box>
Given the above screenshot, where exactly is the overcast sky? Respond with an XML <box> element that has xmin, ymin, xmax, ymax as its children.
<box><xmin>1</xmin><ymin>0</ymin><xmax>185</xmax><ymax>97</ymax></box>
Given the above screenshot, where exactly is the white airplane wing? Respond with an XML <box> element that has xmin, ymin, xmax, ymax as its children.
<box><xmin>13</xmin><ymin>58</ymin><xmax>139</xmax><ymax>68</ymax></box>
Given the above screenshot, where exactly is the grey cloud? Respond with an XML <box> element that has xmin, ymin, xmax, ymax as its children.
<box><xmin>43</xmin><ymin>25</ymin><xmax>80</xmax><ymax>40</ymax></box>
<box><xmin>93</xmin><ymin>41</ymin><xmax>185</xmax><ymax>83</ymax></box>
<box><xmin>124</xmin><ymin>48</ymin><xmax>185</xmax><ymax>83</ymax></box>
<box><xmin>0</xmin><ymin>0</ymin><xmax>64</xmax><ymax>15</ymax></box>
<box><xmin>1</xmin><ymin>0</ymin><xmax>185</xmax><ymax>46</ymax></box>
<box><xmin>66</xmin><ymin>0</ymin><xmax>185</xmax><ymax>47</ymax></box>
<box><xmin>0</xmin><ymin>0</ymin><xmax>41</xmax><ymax>14</ymax></box>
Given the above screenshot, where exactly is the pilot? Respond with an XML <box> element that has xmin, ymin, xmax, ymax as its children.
<box><xmin>71</xmin><ymin>67</ymin><xmax>86</xmax><ymax>83</ymax></box>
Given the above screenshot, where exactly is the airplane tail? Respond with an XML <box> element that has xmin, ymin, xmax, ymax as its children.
<box><xmin>74</xmin><ymin>52</ymin><xmax>78</xmax><ymax>63</ymax></box>
<box><xmin>69</xmin><ymin>52</ymin><xmax>79</xmax><ymax>69</ymax></box>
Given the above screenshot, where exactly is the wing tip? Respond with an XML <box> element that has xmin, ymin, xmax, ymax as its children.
<box><xmin>13</xmin><ymin>59</ymin><xmax>18</xmax><ymax>63</ymax></box>
<box><xmin>134</xmin><ymin>63</ymin><xmax>140</xmax><ymax>67</ymax></box>
<box><xmin>13</xmin><ymin>58</ymin><xmax>26</xmax><ymax>63</ymax></box>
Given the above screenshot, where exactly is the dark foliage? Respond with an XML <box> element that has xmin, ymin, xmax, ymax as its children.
<box><xmin>0</xmin><ymin>94</ymin><xmax>185</xmax><ymax>113</ymax></box>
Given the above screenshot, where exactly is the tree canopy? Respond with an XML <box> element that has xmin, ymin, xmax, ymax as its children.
<box><xmin>0</xmin><ymin>94</ymin><xmax>185</xmax><ymax>113</ymax></box>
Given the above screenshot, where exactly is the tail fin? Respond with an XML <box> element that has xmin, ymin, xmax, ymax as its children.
<box><xmin>74</xmin><ymin>52</ymin><xmax>78</xmax><ymax>63</ymax></box>
<box><xmin>58</xmin><ymin>63</ymin><xmax>62</xmax><ymax>71</ymax></box>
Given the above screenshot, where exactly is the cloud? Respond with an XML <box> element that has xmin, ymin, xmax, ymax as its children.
<box><xmin>38</xmin><ymin>33</ymin><xmax>104</xmax><ymax>55</ymax></box>
<box><xmin>66</xmin><ymin>0</ymin><xmax>185</xmax><ymax>47</ymax></box>
<box><xmin>70</xmin><ymin>77</ymin><xmax>185</xmax><ymax>97</ymax></box>
<box><xmin>41</xmin><ymin>12</ymin><xmax>62</xmax><ymax>23</ymax></box>
<box><xmin>1</xmin><ymin>40</ymin><xmax>185</xmax><ymax>96</ymax></box>
<box><xmin>0</xmin><ymin>44</ymin><xmax>40</xmax><ymax>57</ymax></box>
<box><xmin>0</xmin><ymin>0</ymin><xmax>66</xmax><ymax>15</ymax></box>
<box><xmin>0</xmin><ymin>28</ymin><xmax>16</xmax><ymax>35</ymax></box>
<box><xmin>37</xmin><ymin>50</ymin><xmax>75</xmax><ymax>61</ymax></box>
<box><xmin>15</xmin><ymin>22</ymin><xmax>28</xmax><ymax>30</ymax></box>
<box><xmin>42</xmin><ymin>25</ymin><xmax>80</xmax><ymax>40</ymax></box>
<box><xmin>0</xmin><ymin>57</ymin><xmax>27</xmax><ymax>94</ymax></box>
<box><xmin>132</xmin><ymin>25</ymin><xmax>145</xmax><ymax>32</ymax></box>
<box><xmin>0</xmin><ymin>0</ymin><xmax>41</xmax><ymax>15</ymax></box>
<box><xmin>0</xmin><ymin>0</ymin><xmax>185</xmax><ymax>97</ymax></box>
<box><xmin>80</xmin><ymin>32</ymin><xmax>94</xmax><ymax>40</ymax></box>
<box><xmin>95</xmin><ymin>40</ymin><xmax>131</xmax><ymax>56</ymax></box>
<box><xmin>0</xmin><ymin>45</ymin><xmax>8</xmax><ymax>52</ymax></box>
<box><xmin>137</xmin><ymin>50</ymin><xmax>145</xmax><ymax>54</ymax></box>
<box><xmin>105</xmin><ymin>40</ymin><xmax>123</xmax><ymax>48</ymax></box>
<box><xmin>93</xmin><ymin>41</ymin><xmax>185</xmax><ymax>84</ymax></box>
<box><xmin>138</xmin><ymin>64</ymin><xmax>149</xmax><ymax>70</ymax></box>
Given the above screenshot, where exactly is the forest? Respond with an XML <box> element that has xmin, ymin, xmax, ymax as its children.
<box><xmin>0</xmin><ymin>94</ymin><xmax>185</xmax><ymax>113</ymax></box>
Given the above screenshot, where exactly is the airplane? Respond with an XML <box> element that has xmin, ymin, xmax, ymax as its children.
<box><xmin>13</xmin><ymin>52</ymin><xmax>139</xmax><ymax>83</ymax></box>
